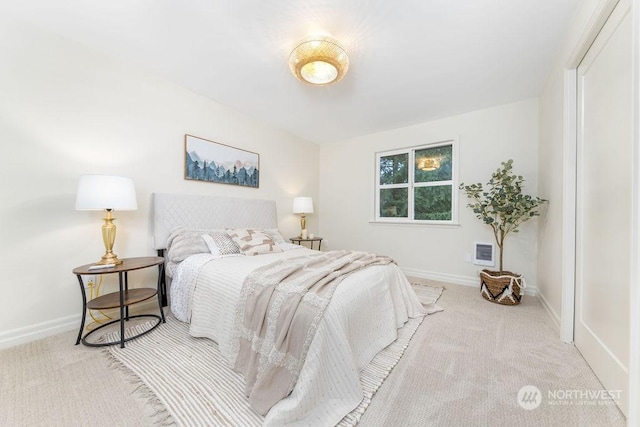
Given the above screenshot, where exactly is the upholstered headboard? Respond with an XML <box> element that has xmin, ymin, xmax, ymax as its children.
<box><xmin>151</xmin><ymin>193</ymin><xmax>278</xmax><ymax>250</ymax></box>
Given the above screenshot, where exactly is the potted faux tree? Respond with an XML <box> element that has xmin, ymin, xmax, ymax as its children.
<box><xmin>459</xmin><ymin>160</ymin><xmax>547</xmax><ymax>305</ymax></box>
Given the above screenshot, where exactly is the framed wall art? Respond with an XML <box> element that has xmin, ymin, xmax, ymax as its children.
<box><xmin>184</xmin><ymin>134</ymin><xmax>259</xmax><ymax>188</ymax></box>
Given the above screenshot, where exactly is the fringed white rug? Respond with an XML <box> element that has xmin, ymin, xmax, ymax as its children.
<box><xmin>105</xmin><ymin>286</ymin><xmax>443</xmax><ymax>426</ymax></box>
<box><xmin>411</xmin><ymin>282</ymin><xmax>445</xmax><ymax>313</ymax></box>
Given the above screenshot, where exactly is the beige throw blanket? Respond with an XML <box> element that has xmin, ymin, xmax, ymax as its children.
<box><xmin>231</xmin><ymin>250</ymin><xmax>394</xmax><ymax>415</ymax></box>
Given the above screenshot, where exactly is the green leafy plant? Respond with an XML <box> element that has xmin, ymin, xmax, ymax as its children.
<box><xmin>459</xmin><ymin>160</ymin><xmax>547</xmax><ymax>273</ymax></box>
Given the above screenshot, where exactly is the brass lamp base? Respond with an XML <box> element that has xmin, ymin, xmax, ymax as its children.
<box><xmin>97</xmin><ymin>253</ymin><xmax>123</xmax><ymax>265</ymax></box>
<box><xmin>298</xmin><ymin>213</ymin><xmax>307</xmax><ymax>238</ymax></box>
<box><xmin>97</xmin><ymin>209</ymin><xmax>123</xmax><ymax>265</ymax></box>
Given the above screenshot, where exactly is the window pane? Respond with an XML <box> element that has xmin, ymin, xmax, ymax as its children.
<box><xmin>380</xmin><ymin>188</ymin><xmax>408</xmax><ymax>217</ymax></box>
<box><xmin>415</xmin><ymin>145</ymin><xmax>452</xmax><ymax>183</ymax></box>
<box><xmin>380</xmin><ymin>153</ymin><xmax>408</xmax><ymax>185</ymax></box>
<box><xmin>415</xmin><ymin>185</ymin><xmax>452</xmax><ymax>220</ymax></box>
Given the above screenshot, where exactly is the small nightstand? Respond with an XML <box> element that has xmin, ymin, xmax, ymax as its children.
<box><xmin>290</xmin><ymin>237</ymin><xmax>323</xmax><ymax>250</ymax></box>
<box><xmin>73</xmin><ymin>256</ymin><xmax>166</xmax><ymax>348</ymax></box>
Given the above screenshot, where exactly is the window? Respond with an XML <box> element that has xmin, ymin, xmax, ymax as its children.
<box><xmin>375</xmin><ymin>139</ymin><xmax>457</xmax><ymax>223</ymax></box>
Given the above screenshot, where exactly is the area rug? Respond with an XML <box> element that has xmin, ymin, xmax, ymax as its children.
<box><xmin>105</xmin><ymin>286</ymin><xmax>443</xmax><ymax>426</ymax></box>
<box><xmin>411</xmin><ymin>282</ymin><xmax>444</xmax><ymax>308</ymax></box>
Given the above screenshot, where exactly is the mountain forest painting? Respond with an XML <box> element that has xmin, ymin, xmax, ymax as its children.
<box><xmin>184</xmin><ymin>134</ymin><xmax>259</xmax><ymax>188</ymax></box>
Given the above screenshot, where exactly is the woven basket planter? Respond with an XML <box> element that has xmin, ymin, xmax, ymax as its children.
<box><xmin>479</xmin><ymin>269</ymin><xmax>525</xmax><ymax>305</ymax></box>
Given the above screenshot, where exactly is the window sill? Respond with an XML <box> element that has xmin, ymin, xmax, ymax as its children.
<box><xmin>368</xmin><ymin>220</ymin><xmax>461</xmax><ymax>228</ymax></box>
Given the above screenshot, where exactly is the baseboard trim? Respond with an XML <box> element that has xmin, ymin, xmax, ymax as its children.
<box><xmin>537</xmin><ymin>289</ymin><xmax>562</xmax><ymax>334</ymax></box>
<box><xmin>0</xmin><ymin>314</ymin><xmax>80</xmax><ymax>349</ymax></box>
<box><xmin>402</xmin><ymin>267</ymin><xmax>538</xmax><ymax>297</ymax></box>
<box><xmin>0</xmin><ymin>300</ymin><xmax>164</xmax><ymax>349</ymax></box>
<box><xmin>402</xmin><ymin>268</ymin><xmax>478</xmax><ymax>287</ymax></box>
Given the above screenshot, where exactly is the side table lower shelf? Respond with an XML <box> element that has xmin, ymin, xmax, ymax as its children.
<box><xmin>82</xmin><ymin>288</ymin><xmax>162</xmax><ymax>347</ymax></box>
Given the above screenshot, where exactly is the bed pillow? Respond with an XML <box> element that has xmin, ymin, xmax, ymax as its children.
<box><xmin>202</xmin><ymin>233</ymin><xmax>241</xmax><ymax>256</ymax></box>
<box><xmin>263</xmin><ymin>228</ymin><xmax>286</xmax><ymax>244</ymax></box>
<box><xmin>166</xmin><ymin>227</ymin><xmax>210</xmax><ymax>263</ymax></box>
<box><xmin>166</xmin><ymin>227</ymin><xmax>238</xmax><ymax>262</ymax></box>
<box><xmin>226</xmin><ymin>228</ymin><xmax>283</xmax><ymax>256</ymax></box>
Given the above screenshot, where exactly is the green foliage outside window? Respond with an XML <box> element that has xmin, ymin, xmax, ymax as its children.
<box><xmin>415</xmin><ymin>186</ymin><xmax>452</xmax><ymax>220</ymax></box>
<box><xmin>379</xmin><ymin>153</ymin><xmax>408</xmax><ymax>185</ymax></box>
<box><xmin>380</xmin><ymin>188</ymin><xmax>408</xmax><ymax>217</ymax></box>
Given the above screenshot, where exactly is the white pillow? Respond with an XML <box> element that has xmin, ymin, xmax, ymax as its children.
<box><xmin>202</xmin><ymin>233</ymin><xmax>241</xmax><ymax>256</ymax></box>
<box><xmin>166</xmin><ymin>227</ymin><xmax>210</xmax><ymax>263</ymax></box>
<box><xmin>166</xmin><ymin>227</ymin><xmax>239</xmax><ymax>263</ymax></box>
<box><xmin>202</xmin><ymin>234</ymin><xmax>222</xmax><ymax>256</ymax></box>
<box><xmin>264</xmin><ymin>228</ymin><xmax>286</xmax><ymax>244</ymax></box>
<box><xmin>226</xmin><ymin>228</ymin><xmax>283</xmax><ymax>256</ymax></box>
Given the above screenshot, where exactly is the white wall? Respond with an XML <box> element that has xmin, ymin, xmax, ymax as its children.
<box><xmin>0</xmin><ymin>18</ymin><xmax>319</xmax><ymax>347</ymax></box>
<box><xmin>319</xmin><ymin>98</ymin><xmax>540</xmax><ymax>288</ymax></box>
<box><xmin>537</xmin><ymin>66</ymin><xmax>565</xmax><ymax>324</ymax></box>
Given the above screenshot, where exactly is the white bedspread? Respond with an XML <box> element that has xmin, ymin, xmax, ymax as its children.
<box><xmin>171</xmin><ymin>248</ymin><xmax>428</xmax><ymax>426</ymax></box>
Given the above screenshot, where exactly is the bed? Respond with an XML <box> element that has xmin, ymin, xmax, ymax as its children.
<box><xmin>151</xmin><ymin>193</ymin><xmax>437</xmax><ymax>426</ymax></box>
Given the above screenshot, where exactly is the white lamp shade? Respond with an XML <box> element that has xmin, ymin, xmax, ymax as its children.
<box><xmin>75</xmin><ymin>175</ymin><xmax>138</xmax><ymax>210</ymax></box>
<box><xmin>292</xmin><ymin>197</ymin><xmax>314</xmax><ymax>214</ymax></box>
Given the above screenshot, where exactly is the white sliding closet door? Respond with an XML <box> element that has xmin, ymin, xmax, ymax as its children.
<box><xmin>575</xmin><ymin>0</ymin><xmax>632</xmax><ymax>417</ymax></box>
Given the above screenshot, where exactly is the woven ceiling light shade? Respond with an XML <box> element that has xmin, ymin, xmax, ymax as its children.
<box><xmin>289</xmin><ymin>36</ymin><xmax>349</xmax><ymax>85</ymax></box>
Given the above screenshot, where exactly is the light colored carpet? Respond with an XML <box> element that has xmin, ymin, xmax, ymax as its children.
<box><xmin>0</xmin><ymin>325</ymin><xmax>153</xmax><ymax>426</ymax></box>
<box><xmin>359</xmin><ymin>279</ymin><xmax>626</xmax><ymax>426</ymax></box>
<box><xmin>0</xmin><ymin>281</ymin><xmax>626</xmax><ymax>426</ymax></box>
<box><xmin>103</xmin><ymin>284</ymin><xmax>442</xmax><ymax>426</ymax></box>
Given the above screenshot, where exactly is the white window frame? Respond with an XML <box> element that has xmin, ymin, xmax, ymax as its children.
<box><xmin>374</xmin><ymin>138</ymin><xmax>458</xmax><ymax>224</ymax></box>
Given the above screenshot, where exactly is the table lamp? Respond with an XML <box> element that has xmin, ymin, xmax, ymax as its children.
<box><xmin>75</xmin><ymin>175</ymin><xmax>138</xmax><ymax>265</ymax></box>
<box><xmin>292</xmin><ymin>196</ymin><xmax>314</xmax><ymax>238</ymax></box>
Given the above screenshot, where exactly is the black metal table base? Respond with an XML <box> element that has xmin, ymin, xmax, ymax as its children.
<box><xmin>80</xmin><ymin>314</ymin><xmax>162</xmax><ymax>347</ymax></box>
<box><xmin>74</xmin><ymin>258</ymin><xmax>166</xmax><ymax>349</ymax></box>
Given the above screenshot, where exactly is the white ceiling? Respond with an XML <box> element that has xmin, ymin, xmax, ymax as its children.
<box><xmin>3</xmin><ymin>0</ymin><xmax>580</xmax><ymax>144</ymax></box>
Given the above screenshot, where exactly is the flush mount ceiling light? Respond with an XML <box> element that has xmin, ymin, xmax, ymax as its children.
<box><xmin>289</xmin><ymin>36</ymin><xmax>349</xmax><ymax>85</ymax></box>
